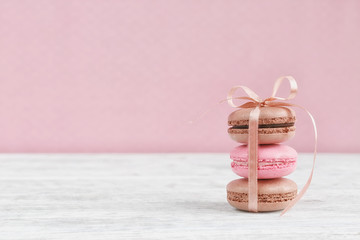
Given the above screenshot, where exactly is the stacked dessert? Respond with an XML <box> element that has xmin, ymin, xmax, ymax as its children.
<box><xmin>226</xmin><ymin>106</ymin><xmax>298</xmax><ymax>212</ymax></box>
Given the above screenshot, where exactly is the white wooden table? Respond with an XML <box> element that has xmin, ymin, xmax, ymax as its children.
<box><xmin>0</xmin><ymin>153</ymin><xmax>359</xmax><ymax>239</ymax></box>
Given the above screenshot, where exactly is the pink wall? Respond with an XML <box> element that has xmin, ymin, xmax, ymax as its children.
<box><xmin>0</xmin><ymin>0</ymin><xmax>359</xmax><ymax>153</ymax></box>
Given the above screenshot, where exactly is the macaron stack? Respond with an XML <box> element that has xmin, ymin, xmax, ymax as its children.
<box><xmin>226</xmin><ymin>106</ymin><xmax>298</xmax><ymax>212</ymax></box>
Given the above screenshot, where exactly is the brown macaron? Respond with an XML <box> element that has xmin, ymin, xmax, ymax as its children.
<box><xmin>228</xmin><ymin>106</ymin><xmax>296</xmax><ymax>144</ymax></box>
<box><xmin>226</xmin><ymin>178</ymin><xmax>297</xmax><ymax>212</ymax></box>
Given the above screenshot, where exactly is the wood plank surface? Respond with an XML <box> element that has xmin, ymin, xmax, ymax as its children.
<box><xmin>0</xmin><ymin>153</ymin><xmax>359</xmax><ymax>239</ymax></box>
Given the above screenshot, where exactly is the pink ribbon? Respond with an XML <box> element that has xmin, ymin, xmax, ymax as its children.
<box><xmin>226</xmin><ymin>76</ymin><xmax>318</xmax><ymax>215</ymax></box>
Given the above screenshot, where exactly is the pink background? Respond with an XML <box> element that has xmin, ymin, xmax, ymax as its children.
<box><xmin>0</xmin><ymin>0</ymin><xmax>359</xmax><ymax>153</ymax></box>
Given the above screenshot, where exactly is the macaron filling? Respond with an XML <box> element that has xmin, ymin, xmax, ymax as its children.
<box><xmin>227</xmin><ymin>190</ymin><xmax>297</xmax><ymax>203</ymax></box>
<box><xmin>231</xmin><ymin>158</ymin><xmax>296</xmax><ymax>170</ymax></box>
<box><xmin>230</xmin><ymin>122</ymin><xmax>294</xmax><ymax>130</ymax></box>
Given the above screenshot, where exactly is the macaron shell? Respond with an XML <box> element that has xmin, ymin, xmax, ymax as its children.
<box><xmin>230</xmin><ymin>144</ymin><xmax>297</xmax><ymax>179</ymax></box>
<box><xmin>226</xmin><ymin>178</ymin><xmax>297</xmax><ymax>212</ymax></box>
<box><xmin>228</xmin><ymin>107</ymin><xmax>296</xmax><ymax>126</ymax></box>
<box><xmin>231</xmin><ymin>162</ymin><xmax>296</xmax><ymax>179</ymax></box>
<box><xmin>228</xmin><ymin>129</ymin><xmax>295</xmax><ymax>144</ymax></box>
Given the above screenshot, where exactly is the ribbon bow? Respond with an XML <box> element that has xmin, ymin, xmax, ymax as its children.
<box><xmin>227</xmin><ymin>76</ymin><xmax>317</xmax><ymax>216</ymax></box>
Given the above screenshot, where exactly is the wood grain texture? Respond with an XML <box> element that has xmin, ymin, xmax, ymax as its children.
<box><xmin>0</xmin><ymin>153</ymin><xmax>359</xmax><ymax>239</ymax></box>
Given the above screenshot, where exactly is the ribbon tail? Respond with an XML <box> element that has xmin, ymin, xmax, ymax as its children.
<box><xmin>280</xmin><ymin>104</ymin><xmax>318</xmax><ymax>216</ymax></box>
<box><xmin>248</xmin><ymin>106</ymin><xmax>260</xmax><ymax>212</ymax></box>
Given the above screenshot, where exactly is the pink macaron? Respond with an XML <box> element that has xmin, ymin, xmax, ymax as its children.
<box><xmin>230</xmin><ymin>144</ymin><xmax>297</xmax><ymax>179</ymax></box>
